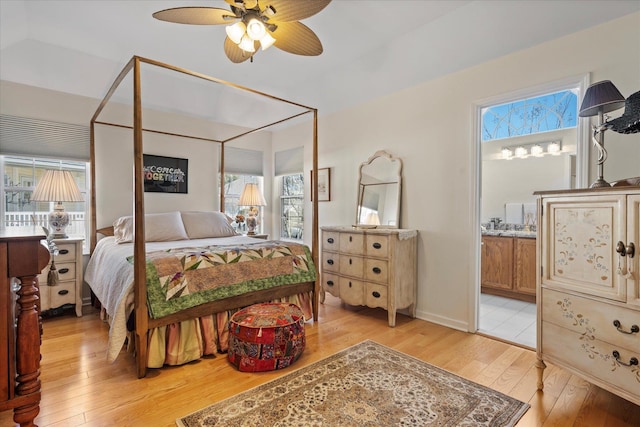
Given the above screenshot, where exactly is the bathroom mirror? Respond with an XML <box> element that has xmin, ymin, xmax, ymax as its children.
<box><xmin>356</xmin><ymin>150</ymin><xmax>402</xmax><ymax>228</ymax></box>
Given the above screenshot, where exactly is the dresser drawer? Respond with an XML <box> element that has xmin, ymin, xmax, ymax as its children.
<box><xmin>339</xmin><ymin>233</ymin><xmax>364</xmax><ymax>254</ymax></box>
<box><xmin>542</xmin><ymin>321</ymin><xmax>639</xmax><ymax>402</ymax></box>
<box><xmin>54</xmin><ymin>243</ymin><xmax>77</xmax><ymax>262</ymax></box>
<box><xmin>365</xmin><ymin>235</ymin><xmax>389</xmax><ymax>258</ymax></box>
<box><xmin>338</xmin><ymin>277</ymin><xmax>364</xmax><ymax>306</ymax></box>
<box><xmin>322</xmin><ymin>272</ymin><xmax>340</xmax><ymax>297</ymax></box>
<box><xmin>364</xmin><ymin>258</ymin><xmax>388</xmax><ymax>284</ymax></box>
<box><xmin>339</xmin><ymin>255</ymin><xmax>364</xmax><ymax>278</ymax></box>
<box><xmin>322</xmin><ymin>251</ymin><xmax>339</xmax><ymax>273</ymax></box>
<box><xmin>542</xmin><ymin>288</ymin><xmax>639</xmax><ymax>351</ymax></box>
<box><xmin>49</xmin><ymin>281</ymin><xmax>76</xmax><ymax>308</ymax></box>
<box><xmin>39</xmin><ymin>262</ymin><xmax>76</xmax><ymax>285</ymax></box>
<box><xmin>365</xmin><ymin>283</ymin><xmax>388</xmax><ymax>309</ymax></box>
<box><xmin>322</xmin><ymin>232</ymin><xmax>340</xmax><ymax>251</ymax></box>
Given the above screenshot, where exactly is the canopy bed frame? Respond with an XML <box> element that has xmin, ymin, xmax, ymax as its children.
<box><xmin>89</xmin><ymin>56</ymin><xmax>319</xmax><ymax>378</ymax></box>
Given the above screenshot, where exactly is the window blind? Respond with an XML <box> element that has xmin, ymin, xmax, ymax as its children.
<box><xmin>0</xmin><ymin>114</ymin><xmax>90</xmax><ymax>161</ymax></box>
<box><xmin>223</xmin><ymin>146</ymin><xmax>263</xmax><ymax>175</ymax></box>
<box><xmin>275</xmin><ymin>146</ymin><xmax>303</xmax><ymax>176</ymax></box>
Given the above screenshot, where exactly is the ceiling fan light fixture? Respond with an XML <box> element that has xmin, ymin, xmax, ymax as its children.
<box><xmin>239</xmin><ymin>34</ymin><xmax>256</xmax><ymax>52</ymax></box>
<box><xmin>246</xmin><ymin>18</ymin><xmax>266</xmax><ymax>40</ymax></box>
<box><xmin>226</xmin><ymin>21</ymin><xmax>246</xmax><ymax>44</ymax></box>
<box><xmin>259</xmin><ymin>32</ymin><xmax>276</xmax><ymax>50</ymax></box>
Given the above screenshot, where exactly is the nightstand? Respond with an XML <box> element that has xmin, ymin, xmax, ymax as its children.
<box><xmin>246</xmin><ymin>234</ymin><xmax>269</xmax><ymax>240</ymax></box>
<box><xmin>38</xmin><ymin>237</ymin><xmax>84</xmax><ymax>317</ymax></box>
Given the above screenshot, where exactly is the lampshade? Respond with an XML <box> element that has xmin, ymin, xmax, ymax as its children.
<box><xmin>239</xmin><ymin>183</ymin><xmax>266</xmax><ymax>207</ymax></box>
<box><xmin>579</xmin><ymin>80</ymin><xmax>625</xmax><ymax>117</ymax></box>
<box><xmin>32</xmin><ymin>170</ymin><xmax>83</xmax><ymax>238</ymax></box>
<box><xmin>32</xmin><ymin>170</ymin><xmax>83</xmax><ymax>202</ymax></box>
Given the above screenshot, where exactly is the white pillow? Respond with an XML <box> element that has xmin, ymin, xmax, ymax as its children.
<box><xmin>113</xmin><ymin>211</ymin><xmax>189</xmax><ymax>243</ymax></box>
<box><xmin>180</xmin><ymin>211</ymin><xmax>238</xmax><ymax>239</ymax></box>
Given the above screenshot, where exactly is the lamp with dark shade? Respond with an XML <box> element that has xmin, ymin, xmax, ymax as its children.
<box><xmin>238</xmin><ymin>183</ymin><xmax>266</xmax><ymax>235</ymax></box>
<box><xmin>32</xmin><ymin>170</ymin><xmax>84</xmax><ymax>238</ymax></box>
<box><xmin>579</xmin><ymin>80</ymin><xmax>626</xmax><ymax>188</ymax></box>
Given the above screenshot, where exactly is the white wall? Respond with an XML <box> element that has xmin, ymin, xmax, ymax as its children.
<box><xmin>272</xmin><ymin>13</ymin><xmax>640</xmax><ymax>331</ymax></box>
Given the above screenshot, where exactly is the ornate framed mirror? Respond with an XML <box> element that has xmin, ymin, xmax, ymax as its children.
<box><xmin>356</xmin><ymin>150</ymin><xmax>402</xmax><ymax>228</ymax></box>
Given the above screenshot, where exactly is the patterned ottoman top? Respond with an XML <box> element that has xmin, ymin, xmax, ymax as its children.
<box><xmin>230</xmin><ymin>303</ymin><xmax>304</xmax><ymax>328</ymax></box>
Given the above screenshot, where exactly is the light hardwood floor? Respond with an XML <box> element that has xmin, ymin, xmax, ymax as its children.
<box><xmin>2</xmin><ymin>295</ymin><xmax>638</xmax><ymax>426</ymax></box>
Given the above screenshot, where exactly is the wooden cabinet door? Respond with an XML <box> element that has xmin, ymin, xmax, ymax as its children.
<box><xmin>627</xmin><ymin>194</ymin><xmax>640</xmax><ymax>307</ymax></box>
<box><xmin>541</xmin><ymin>194</ymin><xmax>626</xmax><ymax>302</ymax></box>
<box><xmin>0</xmin><ymin>242</ymin><xmax>11</xmax><ymax>402</ymax></box>
<box><xmin>515</xmin><ymin>238</ymin><xmax>536</xmax><ymax>296</ymax></box>
<box><xmin>481</xmin><ymin>236</ymin><xmax>514</xmax><ymax>290</ymax></box>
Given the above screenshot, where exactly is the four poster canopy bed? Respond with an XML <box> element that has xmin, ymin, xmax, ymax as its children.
<box><xmin>86</xmin><ymin>56</ymin><xmax>320</xmax><ymax>378</ymax></box>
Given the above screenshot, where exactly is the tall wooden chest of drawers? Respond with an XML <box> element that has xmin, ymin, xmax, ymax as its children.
<box><xmin>320</xmin><ymin>226</ymin><xmax>418</xmax><ymax>326</ymax></box>
<box><xmin>1</xmin><ymin>228</ymin><xmax>50</xmax><ymax>426</ymax></box>
<box><xmin>536</xmin><ymin>187</ymin><xmax>639</xmax><ymax>405</ymax></box>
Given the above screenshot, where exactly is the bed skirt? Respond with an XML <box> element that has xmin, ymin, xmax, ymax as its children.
<box><xmin>138</xmin><ymin>292</ymin><xmax>312</xmax><ymax>368</ymax></box>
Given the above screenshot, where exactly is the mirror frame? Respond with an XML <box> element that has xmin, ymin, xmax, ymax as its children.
<box><xmin>356</xmin><ymin>150</ymin><xmax>403</xmax><ymax>229</ymax></box>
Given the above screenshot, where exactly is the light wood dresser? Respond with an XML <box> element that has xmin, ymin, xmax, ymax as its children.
<box><xmin>535</xmin><ymin>187</ymin><xmax>639</xmax><ymax>405</ymax></box>
<box><xmin>0</xmin><ymin>228</ymin><xmax>50</xmax><ymax>426</ymax></box>
<box><xmin>320</xmin><ymin>226</ymin><xmax>418</xmax><ymax>327</ymax></box>
<box><xmin>37</xmin><ymin>238</ymin><xmax>84</xmax><ymax>317</ymax></box>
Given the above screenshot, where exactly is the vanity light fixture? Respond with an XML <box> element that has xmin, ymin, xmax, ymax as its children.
<box><xmin>499</xmin><ymin>140</ymin><xmax>562</xmax><ymax>160</ymax></box>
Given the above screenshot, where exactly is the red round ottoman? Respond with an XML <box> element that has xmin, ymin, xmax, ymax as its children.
<box><xmin>228</xmin><ymin>302</ymin><xmax>306</xmax><ymax>372</ymax></box>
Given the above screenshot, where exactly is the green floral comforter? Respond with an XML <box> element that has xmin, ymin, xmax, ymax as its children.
<box><xmin>129</xmin><ymin>240</ymin><xmax>317</xmax><ymax>319</ymax></box>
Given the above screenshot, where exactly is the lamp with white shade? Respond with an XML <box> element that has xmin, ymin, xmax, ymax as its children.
<box><xmin>238</xmin><ymin>183</ymin><xmax>266</xmax><ymax>235</ymax></box>
<box><xmin>32</xmin><ymin>170</ymin><xmax>84</xmax><ymax>238</ymax></box>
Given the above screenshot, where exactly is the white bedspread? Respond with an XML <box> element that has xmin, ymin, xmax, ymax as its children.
<box><xmin>85</xmin><ymin>235</ymin><xmax>264</xmax><ymax>362</ymax></box>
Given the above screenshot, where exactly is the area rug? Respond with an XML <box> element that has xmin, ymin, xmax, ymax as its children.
<box><xmin>177</xmin><ymin>340</ymin><xmax>529</xmax><ymax>427</ymax></box>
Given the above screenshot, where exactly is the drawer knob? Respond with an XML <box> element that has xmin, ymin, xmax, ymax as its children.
<box><xmin>616</xmin><ymin>241</ymin><xmax>635</xmax><ymax>258</ymax></box>
<box><xmin>327</xmin><ymin>238</ymin><xmax>334</xmax><ymax>244</ymax></box>
<box><xmin>372</xmin><ymin>242</ymin><xmax>382</xmax><ymax>249</ymax></box>
<box><xmin>372</xmin><ymin>267</ymin><xmax>381</xmax><ymax>274</ymax></box>
<box><xmin>613</xmin><ymin>320</ymin><xmax>639</xmax><ymax>334</ymax></box>
<box><xmin>349</xmin><ymin>282</ymin><xmax>352</xmax><ymax>288</ymax></box>
<box><xmin>326</xmin><ymin>280</ymin><xmax>334</xmax><ymax>287</ymax></box>
<box><xmin>59</xmin><ymin>268</ymin><xmax>70</xmax><ymax>274</ymax></box>
<box><xmin>372</xmin><ymin>291</ymin><xmax>381</xmax><ymax>298</ymax></box>
<box><xmin>612</xmin><ymin>350</ymin><xmax>638</xmax><ymax>367</ymax></box>
<box><xmin>59</xmin><ymin>249</ymin><xmax>69</xmax><ymax>255</ymax></box>
<box><xmin>57</xmin><ymin>289</ymin><xmax>69</xmax><ymax>296</ymax></box>
<box><xmin>327</xmin><ymin>259</ymin><xmax>334</xmax><ymax>265</ymax></box>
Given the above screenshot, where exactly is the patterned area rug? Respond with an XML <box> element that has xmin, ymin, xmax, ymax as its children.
<box><xmin>177</xmin><ymin>340</ymin><xmax>529</xmax><ymax>427</ymax></box>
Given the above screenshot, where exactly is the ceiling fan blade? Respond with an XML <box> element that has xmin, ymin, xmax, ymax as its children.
<box><xmin>263</xmin><ymin>0</ymin><xmax>331</xmax><ymax>23</ymax></box>
<box><xmin>153</xmin><ymin>7</ymin><xmax>236</xmax><ymax>25</ymax></box>
<box><xmin>272</xmin><ymin>21</ymin><xmax>323</xmax><ymax>56</ymax></box>
<box><xmin>224</xmin><ymin>37</ymin><xmax>256</xmax><ymax>63</ymax></box>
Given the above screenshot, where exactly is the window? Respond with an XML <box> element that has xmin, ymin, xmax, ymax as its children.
<box><xmin>280</xmin><ymin>173</ymin><xmax>303</xmax><ymax>240</ymax></box>
<box><xmin>482</xmin><ymin>89</ymin><xmax>578</xmax><ymax>142</ymax></box>
<box><xmin>221</xmin><ymin>174</ymin><xmax>264</xmax><ymax>234</ymax></box>
<box><xmin>1</xmin><ymin>155</ymin><xmax>89</xmax><ymax>249</ymax></box>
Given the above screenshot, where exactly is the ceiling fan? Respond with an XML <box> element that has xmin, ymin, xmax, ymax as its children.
<box><xmin>153</xmin><ymin>0</ymin><xmax>332</xmax><ymax>63</ymax></box>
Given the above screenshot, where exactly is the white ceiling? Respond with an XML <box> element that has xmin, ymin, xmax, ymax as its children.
<box><xmin>1</xmin><ymin>0</ymin><xmax>639</xmax><ymax>128</ymax></box>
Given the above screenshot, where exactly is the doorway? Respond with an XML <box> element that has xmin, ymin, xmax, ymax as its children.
<box><xmin>474</xmin><ymin>76</ymin><xmax>589</xmax><ymax>348</ymax></box>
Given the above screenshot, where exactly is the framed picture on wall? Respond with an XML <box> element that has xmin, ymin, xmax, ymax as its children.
<box><xmin>311</xmin><ymin>168</ymin><xmax>331</xmax><ymax>202</ymax></box>
<box><xmin>143</xmin><ymin>154</ymin><xmax>188</xmax><ymax>193</ymax></box>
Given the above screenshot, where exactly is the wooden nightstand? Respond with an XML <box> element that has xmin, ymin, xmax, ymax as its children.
<box><xmin>246</xmin><ymin>234</ymin><xmax>269</xmax><ymax>240</ymax></box>
<box><xmin>38</xmin><ymin>237</ymin><xmax>84</xmax><ymax>317</ymax></box>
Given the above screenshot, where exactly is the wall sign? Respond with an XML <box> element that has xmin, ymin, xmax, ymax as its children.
<box><xmin>143</xmin><ymin>154</ymin><xmax>188</xmax><ymax>193</ymax></box>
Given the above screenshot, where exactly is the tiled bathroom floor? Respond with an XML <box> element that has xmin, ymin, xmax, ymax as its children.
<box><xmin>478</xmin><ymin>293</ymin><xmax>536</xmax><ymax>349</ymax></box>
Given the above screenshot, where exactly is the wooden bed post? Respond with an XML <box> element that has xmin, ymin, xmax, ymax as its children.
<box><xmin>312</xmin><ymin>109</ymin><xmax>319</xmax><ymax>321</ymax></box>
<box><xmin>132</xmin><ymin>57</ymin><xmax>149</xmax><ymax>378</ymax></box>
